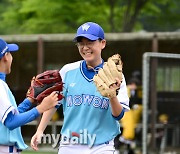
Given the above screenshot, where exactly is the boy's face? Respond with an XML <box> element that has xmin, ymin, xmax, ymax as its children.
<box><xmin>128</xmin><ymin>83</ymin><xmax>137</xmax><ymax>91</ymax></box>
<box><xmin>4</xmin><ymin>52</ymin><xmax>13</xmax><ymax>74</ymax></box>
<box><xmin>77</xmin><ymin>37</ymin><xmax>106</xmax><ymax>67</ymax></box>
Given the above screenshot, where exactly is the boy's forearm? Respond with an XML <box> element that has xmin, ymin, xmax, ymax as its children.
<box><xmin>37</xmin><ymin>108</ymin><xmax>57</xmax><ymax>133</ymax></box>
<box><xmin>110</xmin><ymin>97</ymin><xmax>123</xmax><ymax>117</ymax></box>
<box><xmin>17</xmin><ymin>98</ymin><xmax>34</xmax><ymax>113</ymax></box>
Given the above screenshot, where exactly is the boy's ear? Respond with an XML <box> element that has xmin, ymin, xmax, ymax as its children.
<box><xmin>1</xmin><ymin>53</ymin><xmax>8</xmax><ymax>62</ymax></box>
<box><xmin>101</xmin><ymin>39</ymin><xmax>106</xmax><ymax>49</ymax></box>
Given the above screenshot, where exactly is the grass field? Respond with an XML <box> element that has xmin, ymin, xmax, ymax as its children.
<box><xmin>22</xmin><ymin>148</ymin><xmax>57</xmax><ymax>154</ymax></box>
<box><xmin>22</xmin><ymin>152</ymin><xmax>56</xmax><ymax>154</ymax></box>
<box><xmin>22</xmin><ymin>147</ymin><xmax>57</xmax><ymax>154</ymax></box>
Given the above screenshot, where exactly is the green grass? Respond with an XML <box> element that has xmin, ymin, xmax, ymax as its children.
<box><xmin>22</xmin><ymin>147</ymin><xmax>57</xmax><ymax>154</ymax></box>
<box><xmin>22</xmin><ymin>151</ymin><xmax>56</xmax><ymax>154</ymax></box>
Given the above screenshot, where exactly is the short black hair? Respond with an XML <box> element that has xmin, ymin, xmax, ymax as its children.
<box><xmin>127</xmin><ymin>77</ymin><xmax>141</xmax><ymax>86</ymax></box>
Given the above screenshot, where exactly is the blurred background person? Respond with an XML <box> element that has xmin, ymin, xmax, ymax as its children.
<box><xmin>114</xmin><ymin>72</ymin><xmax>142</xmax><ymax>154</ymax></box>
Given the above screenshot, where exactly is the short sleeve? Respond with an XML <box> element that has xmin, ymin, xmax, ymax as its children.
<box><xmin>0</xmin><ymin>81</ymin><xmax>17</xmax><ymax>124</ymax></box>
<box><xmin>117</xmin><ymin>74</ymin><xmax>130</xmax><ymax>111</ymax></box>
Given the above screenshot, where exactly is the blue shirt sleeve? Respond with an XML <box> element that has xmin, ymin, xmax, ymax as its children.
<box><xmin>4</xmin><ymin>108</ymin><xmax>40</xmax><ymax>130</ymax></box>
<box><xmin>17</xmin><ymin>98</ymin><xmax>33</xmax><ymax>113</ymax></box>
<box><xmin>112</xmin><ymin>108</ymin><xmax>125</xmax><ymax>121</ymax></box>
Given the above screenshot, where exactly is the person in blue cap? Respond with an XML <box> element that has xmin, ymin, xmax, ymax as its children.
<box><xmin>31</xmin><ymin>22</ymin><xmax>130</xmax><ymax>154</ymax></box>
<box><xmin>0</xmin><ymin>38</ymin><xmax>59</xmax><ymax>154</ymax></box>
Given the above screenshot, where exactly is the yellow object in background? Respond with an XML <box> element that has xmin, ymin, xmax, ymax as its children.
<box><xmin>51</xmin><ymin>112</ymin><xmax>59</xmax><ymax>121</ymax></box>
<box><xmin>159</xmin><ymin>114</ymin><xmax>169</xmax><ymax>124</ymax></box>
<box><xmin>121</xmin><ymin>105</ymin><xmax>142</xmax><ymax>140</ymax></box>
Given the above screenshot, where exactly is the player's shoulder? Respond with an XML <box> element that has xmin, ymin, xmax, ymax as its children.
<box><xmin>59</xmin><ymin>61</ymin><xmax>82</xmax><ymax>80</ymax></box>
<box><xmin>0</xmin><ymin>80</ymin><xmax>10</xmax><ymax>99</ymax></box>
<box><xmin>60</xmin><ymin>60</ymin><xmax>82</xmax><ymax>73</ymax></box>
<box><xmin>63</xmin><ymin>61</ymin><xmax>81</xmax><ymax>69</ymax></box>
<box><xmin>0</xmin><ymin>79</ymin><xmax>8</xmax><ymax>90</ymax></box>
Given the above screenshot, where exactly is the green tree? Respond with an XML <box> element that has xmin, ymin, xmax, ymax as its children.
<box><xmin>139</xmin><ymin>0</ymin><xmax>180</xmax><ymax>31</ymax></box>
<box><xmin>0</xmin><ymin>0</ymin><xmax>180</xmax><ymax>34</ymax></box>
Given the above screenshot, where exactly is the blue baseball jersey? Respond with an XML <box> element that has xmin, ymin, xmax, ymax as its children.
<box><xmin>0</xmin><ymin>77</ymin><xmax>28</xmax><ymax>150</ymax></box>
<box><xmin>59</xmin><ymin>60</ymin><xmax>129</xmax><ymax>145</ymax></box>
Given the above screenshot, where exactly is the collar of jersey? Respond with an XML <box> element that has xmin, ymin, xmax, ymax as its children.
<box><xmin>0</xmin><ymin>72</ymin><xmax>6</xmax><ymax>82</ymax></box>
<box><xmin>80</xmin><ymin>60</ymin><xmax>104</xmax><ymax>82</ymax></box>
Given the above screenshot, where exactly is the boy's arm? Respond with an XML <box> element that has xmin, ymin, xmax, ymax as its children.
<box><xmin>36</xmin><ymin>108</ymin><xmax>57</xmax><ymax>133</ymax></box>
<box><xmin>31</xmin><ymin>108</ymin><xmax>57</xmax><ymax>151</ymax></box>
<box><xmin>4</xmin><ymin>92</ymin><xmax>58</xmax><ymax>130</ymax></box>
<box><xmin>17</xmin><ymin>98</ymin><xmax>35</xmax><ymax>113</ymax></box>
<box><xmin>4</xmin><ymin>108</ymin><xmax>40</xmax><ymax>130</ymax></box>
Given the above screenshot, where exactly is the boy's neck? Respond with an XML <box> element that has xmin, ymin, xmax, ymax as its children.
<box><xmin>0</xmin><ymin>60</ymin><xmax>7</xmax><ymax>74</ymax></box>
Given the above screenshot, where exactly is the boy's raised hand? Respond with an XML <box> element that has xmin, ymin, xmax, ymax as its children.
<box><xmin>36</xmin><ymin>91</ymin><xmax>59</xmax><ymax>114</ymax></box>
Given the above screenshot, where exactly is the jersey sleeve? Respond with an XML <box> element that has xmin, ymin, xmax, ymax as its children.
<box><xmin>17</xmin><ymin>98</ymin><xmax>32</xmax><ymax>113</ymax></box>
<box><xmin>4</xmin><ymin>108</ymin><xmax>40</xmax><ymax>130</ymax></box>
<box><xmin>117</xmin><ymin>74</ymin><xmax>130</xmax><ymax>111</ymax></box>
<box><xmin>0</xmin><ymin>82</ymin><xmax>17</xmax><ymax>124</ymax></box>
<box><xmin>59</xmin><ymin>61</ymin><xmax>81</xmax><ymax>106</ymax></box>
<box><xmin>59</xmin><ymin>61</ymin><xmax>81</xmax><ymax>82</ymax></box>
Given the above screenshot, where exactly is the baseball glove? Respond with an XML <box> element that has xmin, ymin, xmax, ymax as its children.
<box><xmin>93</xmin><ymin>54</ymin><xmax>123</xmax><ymax>98</ymax></box>
<box><xmin>27</xmin><ymin>70</ymin><xmax>63</xmax><ymax>103</ymax></box>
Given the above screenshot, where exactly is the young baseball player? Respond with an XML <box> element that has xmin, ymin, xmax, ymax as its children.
<box><xmin>0</xmin><ymin>38</ymin><xmax>59</xmax><ymax>154</ymax></box>
<box><xmin>31</xmin><ymin>22</ymin><xmax>130</xmax><ymax>154</ymax></box>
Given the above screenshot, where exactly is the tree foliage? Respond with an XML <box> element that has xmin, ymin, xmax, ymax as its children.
<box><xmin>0</xmin><ymin>0</ymin><xmax>180</xmax><ymax>34</ymax></box>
